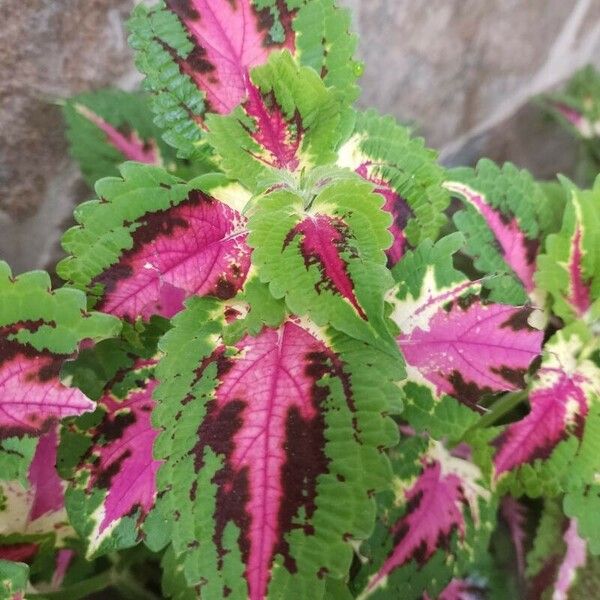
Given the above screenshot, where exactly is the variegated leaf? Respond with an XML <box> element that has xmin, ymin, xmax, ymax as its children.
<box><xmin>249</xmin><ymin>177</ymin><xmax>396</xmax><ymax>345</ymax></box>
<box><xmin>128</xmin><ymin>0</ymin><xmax>359</xmax><ymax>158</ymax></box>
<box><xmin>0</xmin><ymin>428</ymin><xmax>70</xmax><ymax>545</ymax></box>
<box><xmin>543</xmin><ymin>65</ymin><xmax>600</xmax><ymax>140</ymax></box>
<box><xmin>337</xmin><ymin>110</ymin><xmax>450</xmax><ymax>265</ymax></box>
<box><xmin>206</xmin><ymin>51</ymin><xmax>347</xmax><ymax>191</ymax></box>
<box><xmin>58</xmin><ymin>163</ymin><xmax>252</xmax><ymax>321</ymax></box>
<box><xmin>153</xmin><ymin>297</ymin><xmax>403</xmax><ymax>599</ymax></box>
<box><xmin>445</xmin><ymin>160</ymin><xmax>547</xmax><ymax>304</ymax></box>
<box><xmin>64</xmin><ymin>89</ymin><xmax>169</xmax><ymax>185</ymax></box>
<box><xmin>527</xmin><ymin>504</ymin><xmax>588</xmax><ymax>600</ymax></box>
<box><xmin>494</xmin><ymin>325</ymin><xmax>600</xmax><ymax>477</ymax></box>
<box><xmin>536</xmin><ymin>179</ymin><xmax>600</xmax><ymax>324</ymax></box>
<box><xmin>64</xmin><ymin>360</ymin><xmax>161</xmax><ymax>556</ymax></box>
<box><xmin>355</xmin><ymin>439</ymin><xmax>494</xmax><ymax>600</ymax></box>
<box><xmin>389</xmin><ymin>235</ymin><xmax>543</xmax><ymax>409</ymax></box>
<box><xmin>0</xmin><ymin>264</ymin><xmax>120</xmax><ymax>438</ymax></box>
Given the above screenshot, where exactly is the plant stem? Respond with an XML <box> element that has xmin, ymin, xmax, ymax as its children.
<box><xmin>466</xmin><ymin>389</ymin><xmax>529</xmax><ymax>435</ymax></box>
<box><xmin>28</xmin><ymin>569</ymin><xmax>113</xmax><ymax>600</ymax></box>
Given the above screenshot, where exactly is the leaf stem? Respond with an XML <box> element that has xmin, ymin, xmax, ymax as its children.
<box><xmin>478</xmin><ymin>390</ymin><xmax>529</xmax><ymax>429</ymax></box>
<box><xmin>28</xmin><ymin>570</ymin><xmax>113</xmax><ymax>600</ymax></box>
<box><xmin>463</xmin><ymin>390</ymin><xmax>529</xmax><ymax>439</ymax></box>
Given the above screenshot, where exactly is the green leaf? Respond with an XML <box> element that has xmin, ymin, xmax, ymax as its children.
<box><xmin>447</xmin><ymin>159</ymin><xmax>546</xmax><ymax>303</ymax></box>
<box><xmin>63</xmin><ymin>89</ymin><xmax>174</xmax><ymax>185</ymax></box>
<box><xmin>0</xmin><ymin>262</ymin><xmax>120</xmax><ymax>355</ymax></box>
<box><xmin>0</xmin><ymin>437</ymin><xmax>37</xmax><ymax>484</ymax></box>
<box><xmin>206</xmin><ymin>51</ymin><xmax>348</xmax><ymax>192</ymax></box>
<box><xmin>151</xmin><ymin>297</ymin><xmax>402</xmax><ymax>598</ymax></box>
<box><xmin>0</xmin><ymin>559</ymin><xmax>28</xmax><ymax>599</ymax></box>
<box><xmin>402</xmin><ymin>382</ymin><xmax>479</xmax><ymax>443</ymax></box>
<box><xmin>248</xmin><ymin>177</ymin><xmax>396</xmax><ymax>346</ymax></box>
<box><xmin>337</xmin><ymin>109</ymin><xmax>450</xmax><ymax>248</ymax></box>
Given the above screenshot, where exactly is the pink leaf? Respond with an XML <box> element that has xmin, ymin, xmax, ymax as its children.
<box><xmin>196</xmin><ymin>321</ymin><xmax>337</xmax><ymax>600</ymax></box>
<box><xmin>366</xmin><ymin>445</ymin><xmax>489</xmax><ymax>594</ymax></box>
<box><xmin>552</xmin><ymin>102</ymin><xmax>597</xmax><ymax>138</ymax></box>
<box><xmin>28</xmin><ymin>428</ymin><xmax>65</xmax><ymax>521</ymax></box>
<box><xmin>51</xmin><ymin>549</ymin><xmax>75</xmax><ymax>590</ymax></box>
<box><xmin>0</xmin><ymin>340</ymin><xmax>94</xmax><ymax>437</ymax></box>
<box><xmin>74</xmin><ymin>104</ymin><xmax>161</xmax><ymax>164</ymax></box>
<box><xmin>167</xmin><ymin>0</ymin><xmax>295</xmax><ymax>115</ymax></box>
<box><xmin>95</xmin><ymin>190</ymin><xmax>251</xmax><ymax>320</ymax></box>
<box><xmin>493</xmin><ymin>368</ymin><xmax>590</xmax><ymax>476</ymax></box>
<box><xmin>554</xmin><ymin>519</ymin><xmax>587</xmax><ymax>600</ymax></box>
<box><xmin>289</xmin><ymin>215</ymin><xmax>366</xmax><ymax>319</ymax></box>
<box><xmin>567</xmin><ymin>224</ymin><xmax>592</xmax><ymax>318</ymax></box>
<box><xmin>356</xmin><ymin>163</ymin><xmax>411</xmax><ymax>267</ymax></box>
<box><xmin>397</xmin><ymin>301</ymin><xmax>543</xmax><ymax>409</ymax></box>
<box><xmin>0</xmin><ymin>544</ymin><xmax>39</xmax><ymax>563</ymax></box>
<box><xmin>243</xmin><ymin>82</ymin><xmax>302</xmax><ymax>170</ymax></box>
<box><xmin>84</xmin><ymin>366</ymin><xmax>161</xmax><ymax>536</ymax></box>
<box><xmin>444</xmin><ymin>182</ymin><xmax>537</xmax><ymax>293</ymax></box>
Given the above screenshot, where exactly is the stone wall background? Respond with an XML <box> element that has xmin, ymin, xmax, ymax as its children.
<box><xmin>1</xmin><ymin>0</ymin><xmax>600</xmax><ymax>273</ymax></box>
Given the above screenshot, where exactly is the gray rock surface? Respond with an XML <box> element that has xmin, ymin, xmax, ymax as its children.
<box><xmin>1</xmin><ymin>0</ymin><xmax>600</xmax><ymax>273</ymax></box>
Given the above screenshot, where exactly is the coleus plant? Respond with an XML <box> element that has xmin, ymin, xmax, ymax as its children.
<box><xmin>1</xmin><ymin>1</ymin><xmax>600</xmax><ymax>599</ymax></box>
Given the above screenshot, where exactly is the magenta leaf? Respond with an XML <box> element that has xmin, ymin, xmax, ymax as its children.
<box><xmin>95</xmin><ymin>189</ymin><xmax>250</xmax><ymax>320</ymax></box>
<box><xmin>493</xmin><ymin>327</ymin><xmax>600</xmax><ymax>477</ymax></box>
<box><xmin>397</xmin><ymin>301</ymin><xmax>543</xmax><ymax>409</ymax></box>
<box><xmin>155</xmin><ymin>297</ymin><xmax>401</xmax><ymax>598</ymax></box>
<box><xmin>554</xmin><ymin>519</ymin><xmax>587</xmax><ymax>600</ymax></box>
<box><xmin>361</xmin><ymin>442</ymin><xmax>491</xmax><ymax>598</ymax></box>
<box><xmin>65</xmin><ymin>360</ymin><xmax>162</xmax><ymax>555</ymax></box>
<box><xmin>390</xmin><ymin>235</ymin><xmax>542</xmax><ymax>407</ymax></box>
<box><xmin>27</xmin><ymin>428</ymin><xmax>65</xmax><ymax>522</ymax></box>
<box><xmin>0</xmin><ymin>265</ymin><xmax>119</xmax><ymax>439</ymax></box>
<box><xmin>165</xmin><ymin>0</ymin><xmax>295</xmax><ymax>116</ymax></box>
<box><xmin>0</xmin><ymin>343</ymin><xmax>95</xmax><ymax>437</ymax></box>
<box><xmin>0</xmin><ymin>428</ymin><xmax>70</xmax><ymax>542</ymax></box>
<box><xmin>59</xmin><ymin>165</ymin><xmax>252</xmax><ymax>322</ymax></box>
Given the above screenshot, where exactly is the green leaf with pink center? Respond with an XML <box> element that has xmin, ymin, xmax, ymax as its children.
<box><xmin>152</xmin><ymin>296</ymin><xmax>403</xmax><ymax>599</ymax></box>
<box><xmin>58</xmin><ymin>324</ymin><xmax>169</xmax><ymax>557</ymax></box>
<box><xmin>64</xmin><ymin>90</ymin><xmax>172</xmax><ymax>185</ymax></box>
<box><xmin>536</xmin><ymin>178</ymin><xmax>600</xmax><ymax>324</ymax></box>
<box><xmin>0</xmin><ymin>263</ymin><xmax>120</xmax><ymax>439</ymax></box>
<box><xmin>446</xmin><ymin>159</ymin><xmax>547</xmax><ymax>304</ymax></box>
<box><xmin>337</xmin><ymin>110</ymin><xmax>450</xmax><ymax>266</ymax></box>
<box><xmin>493</xmin><ymin>324</ymin><xmax>600</xmax><ymax>479</ymax></box>
<box><xmin>58</xmin><ymin>163</ymin><xmax>252</xmax><ymax>322</ymax></box>
<box><xmin>389</xmin><ymin>235</ymin><xmax>543</xmax><ymax>410</ymax></box>
<box><xmin>248</xmin><ymin>177</ymin><xmax>396</xmax><ymax>345</ymax></box>
<box><xmin>128</xmin><ymin>0</ymin><xmax>359</xmax><ymax>158</ymax></box>
<box><xmin>206</xmin><ymin>51</ymin><xmax>349</xmax><ymax>192</ymax></box>
<box><xmin>353</xmin><ymin>438</ymin><xmax>494</xmax><ymax>600</ymax></box>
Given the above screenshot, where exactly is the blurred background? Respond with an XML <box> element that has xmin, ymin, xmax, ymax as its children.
<box><xmin>1</xmin><ymin>0</ymin><xmax>600</xmax><ymax>274</ymax></box>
